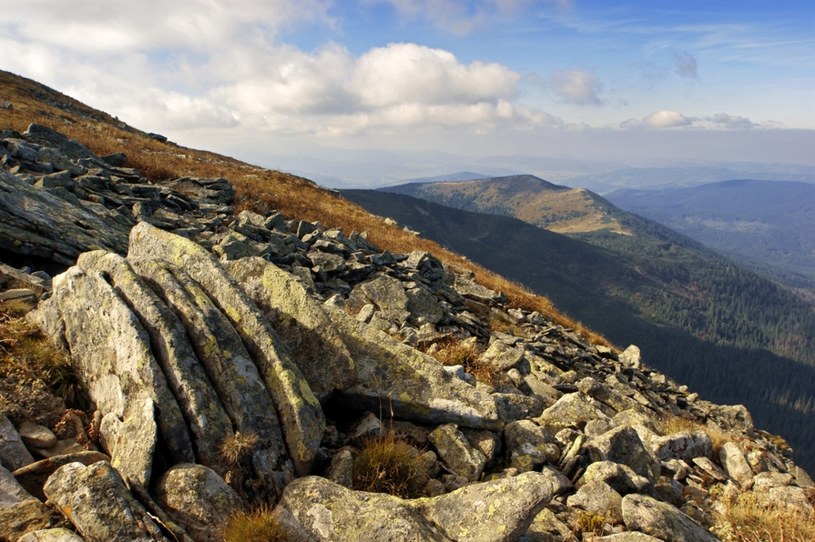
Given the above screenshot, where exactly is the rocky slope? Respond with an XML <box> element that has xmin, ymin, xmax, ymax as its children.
<box><xmin>0</xmin><ymin>120</ymin><xmax>813</xmax><ymax>541</ymax></box>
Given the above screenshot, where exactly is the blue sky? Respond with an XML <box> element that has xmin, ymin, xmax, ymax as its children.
<box><xmin>1</xmin><ymin>0</ymin><xmax>813</xmax><ymax>186</ymax></box>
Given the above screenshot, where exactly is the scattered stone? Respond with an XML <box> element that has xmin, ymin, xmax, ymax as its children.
<box><xmin>719</xmin><ymin>442</ymin><xmax>754</xmax><ymax>488</ymax></box>
<box><xmin>17</xmin><ymin>528</ymin><xmax>86</xmax><ymax>542</ymax></box>
<box><xmin>621</xmin><ymin>494</ymin><xmax>717</xmax><ymax>542</ymax></box>
<box><xmin>0</xmin><ymin>415</ymin><xmax>34</xmax><ymax>470</ymax></box>
<box><xmin>586</xmin><ymin>426</ymin><xmax>660</xmax><ymax>482</ymax></box>
<box><xmin>12</xmin><ymin>450</ymin><xmax>109</xmax><ymax>501</ymax></box>
<box><xmin>429</xmin><ymin>424</ymin><xmax>486</xmax><ymax>481</ymax></box>
<box><xmin>0</xmin><ymin>465</ymin><xmax>52</xmax><ymax>542</ymax></box>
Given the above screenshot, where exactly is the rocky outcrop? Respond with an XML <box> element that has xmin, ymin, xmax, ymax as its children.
<box><xmin>1</xmin><ymin>121</ymin><xmax>812</xmax><ymax>542</ymax></box>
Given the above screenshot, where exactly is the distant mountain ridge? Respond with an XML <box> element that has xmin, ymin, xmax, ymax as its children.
<box><xmin>383</xmin><ymin>175</ymin><xmax>631</xmax><ymax>235</ymax></box>
<box><xmin>606</xmin><ymin>179</ymin><xmax>815</xmax><ymax>288</ymax></box>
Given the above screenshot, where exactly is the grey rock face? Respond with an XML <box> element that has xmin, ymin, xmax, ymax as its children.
<box><xmin>567</xmin><ymin>480</ymin><xmax>624</xmax><ymax>525</ymax></box>
<box><xmin>0</xmin><ymin>465</ymin><xmax>52</xmax><ymax>542</ymax></box>
<box><xmin>0</xmin><ymin>415</ymin><xmax>35</xmax><ymax>470</ymax></box>
<box><xmin>621</xmin><ymin>494</ymin><xmax>718</xmax><ymax>542</ymax></box>
<box><xmin>155</xmin><ymin>464</ymin><xmax>242</xmax><ymax>542</ymax></box>
<box><xmin>503</xmin><ymin>420</ymin><xmax>559</xmax><ymax>472</ymax></box>
<box><xmin>587</xmin><ymin>426</ymin><xmax>660</xmax><ymax>482</ymax></box>
<box><xmin>719</xmin><ymin>442</ymin><xmax>754</xmax><ymax>488</ymax></box>
<box><xmin>650</xmin><ymin>431</ymin><xmax>712</xmax><ymax>461</ymax></box>
<box><xmin>276</xmin><ymin>471</ymin><xmax>566</xmax><ymax>542</ymax></box>
<box><xmin>17</xmin><ymin>528</ymin><xmax>86</xmax><ymax>542</ymax></box>
<box><xmin>226</xmin><ymin>257</ymin><xmax>357</xmax><ymax>400</ymax></box>
<box><xmin>44</xmin><ymin>461</ymin><xmax>171</xmax><ymax>542</ymax></box>
<box><xmin>128</xmin><ymin>222</ymin><xmax>325</xmax><ymax>476</ymax></box>
<box><xmin>429</xmin><ymin>424</ymin><xmax>487</xmax><ymax>481</ymax></box>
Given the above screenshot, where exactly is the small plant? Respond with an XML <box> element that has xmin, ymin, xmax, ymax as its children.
<box><xmin>220</xmin><ymin>431</ymin><xmax>260</xmax><ymax>465</ymax></box>
<box><xmin>0</xmin><ymin>299</ymin><xmax>77</xmax><ymax>401</ymax></box>
<box><xmin>573</xmin><ymin>510</ymin><xmax>607</xmax><ymax>537</ymax></box>
<box><xmin>353</xmin><ymin>431</ymin><xmax>426</xmax><ymax>498</ymax></box>
<box><xmin>712</xmin><ymin>491</ymin><xmax>815</xmax><ymax>542</ymax></box>
<box><xmin>223</xmin><ymin>504</ymin><xmax>288</xmax><ymax>542</ymax></box>
<box><xmin>425</xmin><ymin>338</ymin><xmax>502</xmax><ymax>386</ymax></box>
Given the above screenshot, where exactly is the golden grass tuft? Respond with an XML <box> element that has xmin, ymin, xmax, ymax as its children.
<box><xmin>425</xmin><ymin>338</ymin><xmax>502</xmax><ymax>386</ymax></box>
<box><xmin>573</xmin><ymin>510</ymin><xmax>608</xmax><ymax>537</ymax></box>
<box><xmin>0</xmin><ymin>299</ymin><xmax>76</xmax><ymax>399</ymax></box>
<box><xmin>223</xmin><ymin>504</ymin><xmax>288</xmax><ymax>542</ymax></box>
<box><xmin>220</xmin><ymin>431</ymin><xmax>260</xmax><ymax>465</ymax></box>
<box><xmin>713</xmin><ymin>491</ymin><xmax>815</xmax><ymax>542</ymax></box>
<box><xmin>353</xmin><ymin>431</ymin><xmax>426</xmax><ymax>498</ymax></box>
<box><xmin>656</xmin><ymin>415</ymin><xmax>731</xmax><ymax>456</ymax></box>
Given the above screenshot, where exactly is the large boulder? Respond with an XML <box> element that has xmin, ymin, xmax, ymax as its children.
<box><xmin>226</xmin><ymin>257</ymin><xmax>356</xmax><ymax>400</ymax></box>
<box><xmin>0</xmin><ymin>465</ymin><xmax>52</xmax><ymax>542</ymax></box>
<box><xmin>325</xmin><ymin>303</ymin><xmax>501</xmax><ymax>430</ymax></box>
<box><xmin>275</xmin><ymin>471</ymin><xmax>567</xmax><ymax>541</ymax></box>
<box><xmin>33</xmin><ymin>265</ymin><xmax>193</xmax><ymax>469</ymax></box>
<box><xmin>429</xmin><ymin>424</ymin><xmax>486</xmax><ymax>481</ymax></box>
<box><xmin>0</xmin><ymin>169</ymin><xmax>128</xmax><ymax>266</ymax></box>
<box><xmin>76</xmin><ymin>251</ymin><xmax>232</xmax><ymax>474</ymax></box>
<box><xmin>718</xmin><ymin>442</ymin><xmax>754</xmax><ymax>488</ymax></box>
<box><xmin>128</xmin><ymin>222</ymin><xmax>324</xmax><ymax>475</ymax></box>
<box><xmin>155</xmin><ymin>464</ymin><xmax>243</xmax><ymax>542</ymax></box>
<box><xmin>586</xmin><ymin>426</ymin><xmax>660</xmax><ymax>482</ymax></box>
<box><xmin>621</xmin><ymin>494</ymin><xmax>717</xmax><ymax>542</ymax></box>
<box><xmin>43</xmin><ymin>461</ymin><xmax>171</xmax><ymax>542</ymax></box>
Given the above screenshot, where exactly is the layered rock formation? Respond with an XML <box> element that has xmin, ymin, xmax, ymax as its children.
<box><xmin>1</xmin><ymin>123</ymin><xmax>813</xmax><ymax>541</ymax></box>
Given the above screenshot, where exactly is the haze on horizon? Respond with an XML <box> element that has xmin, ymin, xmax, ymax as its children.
<box><xmin>2</xmin><ymin>0</ymin><xmax>814</xmax><ymax>187</ymax></box>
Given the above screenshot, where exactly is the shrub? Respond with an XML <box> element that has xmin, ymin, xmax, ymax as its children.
<box><xmin>353</xmin><ymin>431</ymin><xmax>426</xmax><ymax>498</ymax></box>
<box><xmin>713</xmin><ymin>491</ymin><xmax>815</xmax><ymax>542</ymax></box>
<box><xmin>223</xmin><ymin>505</ymin><xmax>288</xmax><ymax>542</ymax></box>
<box><xmin>425</xmin><ymin>338</ymin><xmax>502</xmax><ymax>386</ymax></box>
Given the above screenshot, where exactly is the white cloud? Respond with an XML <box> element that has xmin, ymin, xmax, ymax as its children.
<box><xmin>621</xmin><ymin>110</ymin><xmax>694</xmax><ymax>129</ymax></box>
<box><xmin>364</xmin><ymin>0</ymin><xmax>537</xmax><ymax>34</ymax></box>
<box><xmin>550</xmin><ymin>69</ymin><xmax>604</xmax><ymax>105</ymax></box>
<box><xmin>706</xmin><ymin>113</ymin><xmax>758</xmax><ymax>129</ymax></box>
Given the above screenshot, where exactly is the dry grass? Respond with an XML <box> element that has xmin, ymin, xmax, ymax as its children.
<box><xmin>223</xmin><ymin>504</ymin><xmax>288</xmax><ymax>542</ymax></box>
<box><xmin>0</xmin><ymin>299</ymin><xmax>76</xmax><ymax>399</ymax></box>
<box><xmin>713</xmin><ymin>492</ymin><xmax>815</xmax><ymax>542</ymax></box>
<box><xmin>657</xmin><ymin>415</ymin><xmax>731</xmax><ymax>456</ymax></box>
<box><xmin>220</xmin><ymin>431</ymin><xmax>260</xmax><ymax>466</ymax></box>
<box><xmin>353</xmin><ymin>431</ymin><xmax>426</xmax><ymax>498</ymax></box>
<box><xmin>0</xmin><ymin>69</ymin><xmax>611</xmax><ymax>348</ymax></box>
<box><xmin>425</xmin><ymin>338</ymin><xmax>503</xmax><ymax>386</ymax></box>
<box><xmin>572</xmin><ymin>510</ymin><xmax>608</xmax><ymax>538</ymax></box>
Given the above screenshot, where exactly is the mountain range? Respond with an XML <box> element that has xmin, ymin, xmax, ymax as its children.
<box><xmin>607</xmin><ymin>180</ymin><xmax>815</xmax><ymax>289</ymax></box>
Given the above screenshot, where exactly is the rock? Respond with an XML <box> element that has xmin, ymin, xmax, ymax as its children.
<box><xmin>504</xmin><ymin>420</ymin><xmax>560</xmax><ymax>472</ymax></box>
<box><xmin>276</xmin><ymin>471</ymin><xmax>567</xmax><ymax>541</ymax></box>
<box><xmin>0</xmin><ymin>169</ymin><xmax>129</xmax><ymax>265</ymax></box>
<box><xmin>155</xmin><ymin>464</ymin><xmax>243</xmax><ymax>542</ymax></box>
<box><xmin>405</xmin><ymin>251</ymin><xmax>446</xmax><ymax>283</ymax></box>
<box><xmin>406</xmin><ymin>287</ymin><xmax>445</xmax><ymax>324</ymax></box>
<box><xmin>767</xmin><ymin>486</ymin><xmax>814</xmax><ymax>516</ymax></box>
<box><xmin>33</xmin><ymin>265</ymin><xmax>194</xmax><ymax>466</ymax></box>
<box><xmin>594</xmin><ymin>533</ymin><xmax>663</xmax><ymax>542</ymax></box>
<box><xmin>538</xmin><ymin>392</ymin><xmax>610</xmax><ymax>433</ymax></box>
<box><xmin>327</xmin><ymin>449</ymin><xmax>354</xmax><ymax>488</ymax></box>
<box><xmin>521</xmin><ymin>507</ymin><xmax>573</xmax><ymax>541</ymax></box>
<box><xmin>162</xmin><ymin>177</ymin><xmax>235</xmax><ymax>206</ymax></box>
<box><xmin>44</xmin><ymin>461</ymin><xmax>171</xmax><ymax>542</ymax></box>
<box><xmin>325</xmin><ymin>303</ymin><xmax>501</xmax><ymax>430</ymax></box>
<box><xmin>128</xmin><ymin>222</ymin><xmax>325</xmax><ymax>476</ymax></box>
<box><xmin>481</xmin><ymin>340</ymin><xmax>525</xmax><ymax>371</ymax></box>
<box><xmin>348</xmin><ymin>275</ymin><xmax>410</xmax><ymax>324</ymax></box>
<box><xmin>429</xmin><ymin>424</ymin><xmax>486</xmax><ymax>481</ymax></box>
<box><xmin>650</xmin><ymin>431</ymin><xmax>712</xmax><ymax>461</ymax></box>
<box><xmin>619</xmin><ymin>345</ymin><xmax>642</xmax><ymax>369</ymax></box>
<box><xmin>226</xmin><ymin>257</ymin><xmax>357</xmax><ymax>400</ymax></box>
<box><xmin>17</xmin><ymin>528</ymin><xmax>86</xmax><ymax>542</ymax></box>
<box><xmin>17</xmin><ymin>420</ymin><xmax>58</xmax><ymax>449</ymax></box>
<box><xmin>587</xmin><ymin>426</ymin><xmax>660</xmax><ymax>482</ymax></box>
<box><xmin>0</xmin><ymin>415</ymin><xmax>35</xmax><ymax>470</ymax></box>
<box><xmin>130</xmin><ymin>258</ymin><xmax>287</xmax><ymax>489</ymax></box>
<box><xmin>213</xmin><ymin>230</ymin><xmax>256</xmax><ymax>260</ymax></box>
<box><xmin>621</xmin><ymin>494</ymin><xmax>717</xmax><ymax>542</ymax></box>
<box><xmin>24</xmin><ymin>124</ymin><xmax>95</xmax><ymax>160</ymax></box>
<box><xmin>102</xmin><ymin>397</ymin><xmax>157</xmax><ymax>487</ymax></box>
<box><xmin>567</xmin><ymin>480</ymin><xmax>624</xmax><ymax>524</ymax></box>
<box><xmin>751</xmin><ymin>471</ymin><xmax>794</xmax><ymax>492</ymax></box>
<box><xmin>0</xmin><ymin>465</ymin><xmax>52</xmax><ymax>542</ymax></box>
<box><xmin>718</xmin><ymin>442</ymin><xmax>753</xmax><ymax>487</ymax></box>
<box><xmin>77</xmin><ymin>251</ymin><xmax>232</xmax><ymax>473</ymax></box>
<box><xmin>12</xmin><ymin>450</ymin><xmax>109</xmax><ymax>501</ymax></box>
<box><xmin>579</xmin><ymin>461</ymin><xmax>652</xmax><ymax>495</ymax></box>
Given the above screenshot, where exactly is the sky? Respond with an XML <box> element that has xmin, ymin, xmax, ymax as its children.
<box><xmin>1</xmin><ymin>0</ymin><xmax>814</xmax><ymax>186</ymax></box>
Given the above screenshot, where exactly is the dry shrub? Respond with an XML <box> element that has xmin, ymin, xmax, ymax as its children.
<box><xmin>220</xmin><ymin>431</ymin><xmax>260</xmax><ymax>466</ymax></box>
<box><xmin>713</xmin><ymin>491</ymin><xmax>815</xmax><ymax>542</ymax></box>
<box><xmin>223</xmin><ymin>504</ymin><xmax>288</xmax><ymax>542</ymax></box>
<box><xmin>426</xmin><ymin>338</ymin><xmax>502</xmax><ymax>386</ymax></box>
<box><xmin>0</xmin><ymin>299</ymin><xmax>76</xmax><ymax>399</ymax></box>
<box><xmin>353</xmin><ymin>431</ymin><xmax>425</xmax><ymax>498</ymax></box>
<box><xmin>657</xmin><ymin>415</ymin><xmax>731</xmax><ymax>456</ymax></box>
<box><xmin>573</xmin><ymin>510</ymin><xmax>607</xmax><ymax>538</ymax></box>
